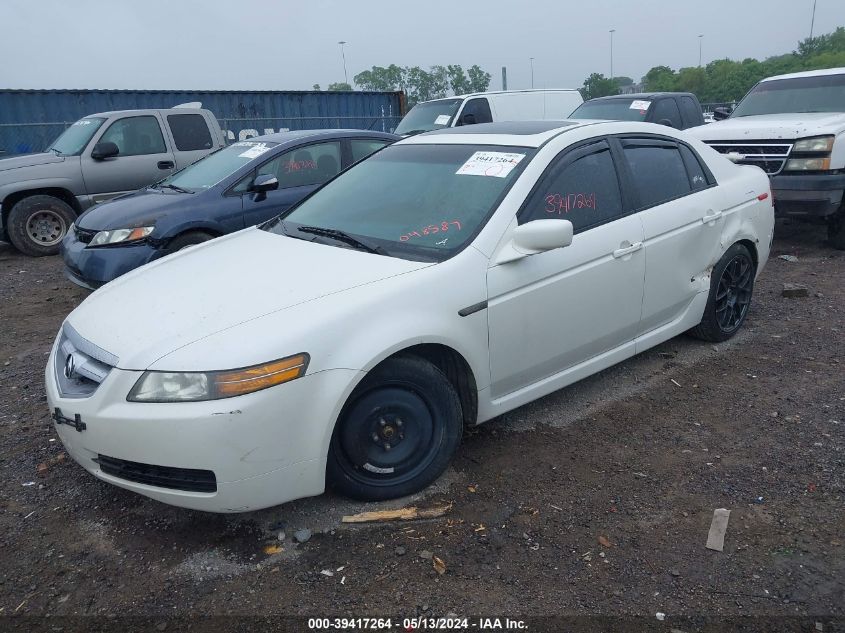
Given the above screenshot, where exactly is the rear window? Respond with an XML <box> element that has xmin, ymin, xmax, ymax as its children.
<box><xmin>167</xmin><ymin>114</ymin><xmax>214</xmax><ymax>151</ymax></box>
<box><xmin>570</xmin><ymin>99</ymin><xmax>651</xmax><ymax>122</ymax></box>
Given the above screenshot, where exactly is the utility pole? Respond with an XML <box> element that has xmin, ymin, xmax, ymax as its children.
<box><xmin>530</xmin><ymin>57</ymin><xmax>535</xmax><ymax>89</ymax></box>
<box><xmin>609</xmin><ymin>29</ymin><xmax>616</xmax><ymax>80</ymax></box>
<box><xmin>810</xmin><ymin>0</ymin><xmax>818</xmax><ymax>39</ymax></box>
<box><xmin>698</xmin><ymin>34</ymin><xmax>704</xmax><ymax>67</ymax></box>
<box><xmin>338</xmin><ymin>41</ymin><xmax>349</xmax><ymax>85</ymax></box>
<box><xmin>502</xmin><ymin>66</ymin><xmax>508</xmax><ymax>91</ymax></box>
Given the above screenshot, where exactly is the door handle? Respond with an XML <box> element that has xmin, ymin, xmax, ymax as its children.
<box><xmin>612</xmin><ymin>241</ymin><xmax>643</xmax><ymax>259</ymax></box>
<box><xmin>157</xmin><ymin>160</ymin><xmax>175</xmax><ymax>170</ymax></box>
<box><xmin>701</xmin><ymin>210</ymin><xmax>723</xmax><ymax>224</ymax></box>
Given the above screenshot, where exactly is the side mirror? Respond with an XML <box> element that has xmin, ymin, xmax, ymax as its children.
<box><xmin>657</xmin><ymin>118</ymin><xmax>675</xmax><ymax>128</ymax></box>
<box><xmin>496</xmin><ymin>219</ymin><xmax>574</xmax><ymax>264</ymax></box>
<box><xmin>459</xmin><ymin>112</ymin><xmax>477</xmax><ymax>126</ymax></box>
<box><xmin>713</xmin><ymin>107</ymin><xmax>731</xmax><ymax>121</ymax></box>
<box><xmin>91</xmin><ymin>141</ymin><xmax>119</xmax><ymax>160</ymax></box>
<box><xmin>250</xmin><ymin>173</ymin><xmax>278</xmax><ymax>201</ymax></box>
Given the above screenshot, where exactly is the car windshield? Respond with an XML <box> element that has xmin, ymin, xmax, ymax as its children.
<box><xmin>48</xmin><ymin>118</ymin><xmax>105</xmax><ymax>155</ymax></box>
<box><xmin>731</xmin><ymin>74</ymin><xmax>845</xmax><ymax>117</ymax></box>
<box><xmin>570</xmin><ymin>99</ymin><xmax>651</xmax><ymax>121</ymax></box>
<box><xmin>265</xmin><ymin>143</ymin><xmax>534</xmax><ymax>262</ymax></box>
<box><xmin>394</xmin><ymin>99</ymin><xmax>462</xmax><ymax>135</ymax></box>
<box><xmin>158</xmin><ymin>140</ymin><xmax>279</xmax><ymax>191</ymax></box>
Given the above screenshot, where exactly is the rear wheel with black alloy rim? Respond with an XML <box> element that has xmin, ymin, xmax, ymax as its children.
<box><xmin>327</xmin><ymin>356</ymin><xmax>463</xmax><ymax>501</ymax></box>
<box><xmin>7</xmin><ymin>195</ymin><xmax>76</xmax><ymax>257</ymax></box>
<box><xmin>689</xmin><ymin>243</ymin><xmax>756</xmax><ymax>342</ymax></box>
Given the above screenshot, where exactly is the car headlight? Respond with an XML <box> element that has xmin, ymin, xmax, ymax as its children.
<box><xmin>127</xmin><ymin>353</ymin><xmax>310</xmax><ymax>402</ymax></box>
<box><xmin>791</xmin><ymin>136</ymin><xmax>834</xmax><ymax>153</ymax></box>
<box><xmin>784</xmin><ymin>157</ymin><xmax>831</xmax><ymax>171</ymax></box>
<box><xmin>89</xmin><ymin>226</ymin><xmax>154</xmax><ymax>247</ymax></box>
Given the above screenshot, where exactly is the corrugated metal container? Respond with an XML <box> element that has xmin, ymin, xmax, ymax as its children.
<box><xmin>0</xmin><ymin>89</ymin><xmax>406</xmax><ymax>154</ymax></box>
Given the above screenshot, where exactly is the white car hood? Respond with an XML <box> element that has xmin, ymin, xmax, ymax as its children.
<box><xmin>688</xmin><ymin>112</ymin><xmax>845</xmax><ymax>141</ymax></box>
<box><xmin>65</xmin><ymin>228</ymin><xmax>432</xmax><ymax>369</ymax></box>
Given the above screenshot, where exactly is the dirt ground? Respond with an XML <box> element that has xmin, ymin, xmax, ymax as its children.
<box><xmin>0</xmin><ymin>222</ymin><xmax>842</xmax><ymax>629</ymax></box>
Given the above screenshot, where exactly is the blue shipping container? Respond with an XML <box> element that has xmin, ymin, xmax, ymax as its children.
<box><xmin>0</xmin><ymin>89</ymin><xmax>406</xmax><ymax>154</ymax></box>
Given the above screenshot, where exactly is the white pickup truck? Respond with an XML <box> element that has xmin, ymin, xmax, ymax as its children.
<box><xmin>687</xmin><ymin>67</ymin><xmax>845</xmax><ymax>248</ymax></box>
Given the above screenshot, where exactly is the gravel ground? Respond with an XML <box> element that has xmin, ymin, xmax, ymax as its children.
<box><xmin>0</xmin><ymin>222</ymin><xmax>842</xmax><ymax>628</ymax></box>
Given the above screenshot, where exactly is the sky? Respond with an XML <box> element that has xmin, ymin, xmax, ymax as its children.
<box><xmin>1</xmin><ymin>0</ymin><xmax>844</xmax><ymax>93</ymax></box>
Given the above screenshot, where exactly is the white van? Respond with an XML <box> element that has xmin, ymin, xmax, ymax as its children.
<box><xmin>394</xmin><ymin>89</ymin><xmax>584</xmax><ymax>136</ymax></box>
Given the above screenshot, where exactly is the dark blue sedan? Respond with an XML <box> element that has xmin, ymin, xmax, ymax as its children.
<box><xmin>62</xmin><ymin>129</ymin><xmax>399</xmax><ymax>288</ymax></box>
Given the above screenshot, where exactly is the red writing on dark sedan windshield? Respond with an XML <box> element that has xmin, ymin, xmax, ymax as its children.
<box><xmin>399</xmin><ymin>220</ymin><xmax>462</xmax><ymax>242</ymax></box>
<box><xmin>545</xmin><ymin>192</ymin><xmax>597</xmax><ymax>215</ymax></box>
<box><xmin>283</xmin><ymin>160</ymin><xmax>317</xmax><ymax>172</ymax></box>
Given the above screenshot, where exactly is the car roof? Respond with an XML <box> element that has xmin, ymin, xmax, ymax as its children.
<box><xmin>235</xmin><ymin>129</ymin><xmax>399</xmax><ymax>144</ymax></box>
<box><xmin>762</xmin><ymin>66</ymin><xmax>845</xmax><ymax>82</ymax></box>
<box><xmin>420</xmin><ymin>89</ymin><xmax>581</xmax><ymax>103</ymax></box>
<box><xmin>399</xmin><ymin>120</ymin><xmax>599</xmax><ymax>148</ymax></box>
<box><xmin>585</xmin><ymin>92</ymin><xmax>695</xmax><ymax>102</ymax></box>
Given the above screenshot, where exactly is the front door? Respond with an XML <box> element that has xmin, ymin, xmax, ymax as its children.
<box><xmin>81</xmin><ymin>114</ymin><xmax>176</xmax><ymax>203</ymax></box>
<box><xmin>487</xmin><ymin>139</ymin><xmax>646</xmax><ymax>398</ymax></box>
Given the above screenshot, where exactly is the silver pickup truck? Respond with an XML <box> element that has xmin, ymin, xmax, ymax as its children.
<box><xmin>0</xmin><ymin>106</ymin><xmax>226</xmax><ymax>256</ymax></box>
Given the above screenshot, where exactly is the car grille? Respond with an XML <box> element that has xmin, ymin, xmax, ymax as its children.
<box><xmin>54</xmin><ymin>322</ymin><xmax>118</xmax><ymax>398</ymax></box>
<box><xmin>704</xmin><ymin>140</ymin><xmax>794</xmax><ymax>175</ymax></box>
<box><xmin>96</xmin><ymin>455</ymin><xmax>217</xmax><ymax>493</ymax></box>
<box><xmin>74</xmin><ymin>226</ymin><xmax>97</xmax><ymax>244</ymax></box>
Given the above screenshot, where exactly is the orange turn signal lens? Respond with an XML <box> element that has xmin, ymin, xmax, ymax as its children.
<box><xmin>213</xmin><ymin>354</ymin><xmax>310</xmax><ymax>398</ymax></box>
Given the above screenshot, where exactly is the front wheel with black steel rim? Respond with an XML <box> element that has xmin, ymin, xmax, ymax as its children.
<box><xmin>7</xmin><ymin>195</ymin><xmax>76</xmax><ymax>257</ymax></box>
<box><xmin>327</xmin><ymin>356</ymin><xmax>463</xmax><ymax>501</ymax></box>
<box><xmin>689</xmin><ymin>243</ymin><xmax>756</xmax><ymax>342</ymax></box>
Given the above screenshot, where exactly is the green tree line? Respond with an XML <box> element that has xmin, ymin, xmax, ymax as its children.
<box><xmin>581</xmin><ymin>27</ymin><xmax>845</xmax><ymax>102</ymax></box>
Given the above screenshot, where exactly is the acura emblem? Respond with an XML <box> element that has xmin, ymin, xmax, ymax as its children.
<box><xmin>64</xmin><ymin>354</ymin><xmax>75</xmax><ymax>379</ymax></box>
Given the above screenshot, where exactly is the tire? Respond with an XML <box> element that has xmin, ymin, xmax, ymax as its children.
<box><xmin>327</xmin><ymin>356</ymin><xmax>463</xmax><ymax>501</ymax></box>
<box><xmin>7</xmin><ymin>195</ymin><xmax>76</xmax><ymax>257</ymax></box>
<box><xmin>828</xmin><ymin>210</ymin><xmax>845</xmax><ymax>250</ymax></box>
<box><xmin>166</xmin><ymin>231</ymin><xmax>215</xmax><ymax>253</ymax></box>
<box><xmin>689</xmin><ymin>243</ymin><xmax>756</xmax><ymax>342</ymax></box>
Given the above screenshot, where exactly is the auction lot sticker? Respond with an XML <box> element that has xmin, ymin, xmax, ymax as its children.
<box><xmin>236</xmin><ymin>142</ymin><xmax>272</xmax><ymax>159</ymax></box>
<box><xmin>456</xmin><ymin>151</ymin><xmax>525</xmax><ymax>178</ymax></box>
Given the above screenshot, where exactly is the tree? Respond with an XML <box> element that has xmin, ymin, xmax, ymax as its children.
<box><xmin>312</xmin><ymin>84</ymin><xmax>321</xmax><ymax>91</ymax></box>
<box><xmin>642</xmin><ymin>66</ymin><xmax>676</xmax><ymax>92</ymax></box>
<box><xmin>581</xmin><ymin>73</ymin><xmax>619</xmax><ymax>100</ymax></box>
<box><xmin>467</xmin><ymin>65</ymin><xmax>492</xmax><ymax>93</ymax></box>
<box><xmin>614</xmin><ymin>76</ymin><xmax>634</xmax><ymax>87</ymax></box>
<box><xmin>446</xmin><ymin>65</ymin><xmax>472</xmax><ymax>95</ymax></box>
<box><xmin>354</xmin><ymin>63</ymin><xmax>492</xmax><ymax>106</ymax></box>
<box><xmin>328</xmin><ymin>82</ymin><xmax>352</xmax><ymax>91</ymax></box>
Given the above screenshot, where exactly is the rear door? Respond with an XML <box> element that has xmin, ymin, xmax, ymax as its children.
<box><xmin>616</xmin><ymin>136</ymin><xmax>723</xmax><ymax>334</ymax></box>
<box><xmin>80</xmin><ymin>114</ymin><xmax>176</xmax><ymax>203</ymax></box>
<box><xmin>238</xmin><ymin>141</ymin><xmax>342</xmax><ymax>227</ymax></box>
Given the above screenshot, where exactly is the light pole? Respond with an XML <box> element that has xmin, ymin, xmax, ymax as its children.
<box><xmin>609</xmin><ymin>29</ymin><xmax>616</xmax><ymax>80</ymax></box>
<box><xmin>338</xmin><ymin>41</ymin><xmax>349</xmax><ymax>85</ymax></box>
<box><xmin>810</xmin><ymin>0</ymin><xmax>818</xmax><ymax>39</ymax></box>
<box><xmin>698</xmin><ymin>34</ymin><xmax>704</xmax><ymax>67</ymax></box>
<box><xmin>530</xmin><ymin>57</ymin><xmax>535</xmax><ymax>89</ymax></box>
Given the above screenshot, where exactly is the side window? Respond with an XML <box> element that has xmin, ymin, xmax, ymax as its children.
<box><xmin>651</xmin><ymin>99</ymin><xmax>683</xmax><ymax>129</ymax></box>
<box><xmin>167</xmin><ymin>114</ymin><xmax>213</xmax><ymax>151</ymax></box>
<box><xmin>679</xmin><ymin>97</ymin><xmax>702</xmax><ymax>128</ymax></box>
<box><xmin>459</xmin><ymin>98</ymin><xmax>493</xmax><ymax>125</ymax></box>
<box><xmin>99</xmin><ymin>116</ymin><xmax>166</xmax><ymax>156</ymax></box>
<box><xmin>258</xmin><ymin>142</ymin><xmax>341</xmax><ymax>188</ymax></box>
<box><xmin>621</xmin><ymin>141</ymin><xmax>691</xmax><ymax>208</ymax></box>
<box><xmin>350</xmin><ymin>139</ymin><xmax>390</xmax><ymax>163</ymax></box>
<box><xmin>679</xmin><ymin>144</ymin><xmax>710</xmax><ymax>190</ymax></box>
<box><xmin>522</xmin><ymin>141</ymin><xmax>624</xmax><ymax>232</ymax></box>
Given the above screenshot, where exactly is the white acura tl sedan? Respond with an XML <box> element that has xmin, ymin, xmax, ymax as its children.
<box><xmin>46</xmin><ymin>120</ymin><xmax>774</xmax><ymax>512</ymax></box>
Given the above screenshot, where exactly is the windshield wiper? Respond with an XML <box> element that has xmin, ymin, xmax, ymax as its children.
<box><xmin>398</xmin><ymin>129</ymin><xmax>430</xmax><ymax>136</ymax></box>
<box><xmin>296</xmin><ymin>225</ymin><xmax>387</xmax><ymax>255</ymax></box>
<box><xmin>154</xmin><ymin>183</ymin><xmax>193</xmax><ymax>194</ymax></box>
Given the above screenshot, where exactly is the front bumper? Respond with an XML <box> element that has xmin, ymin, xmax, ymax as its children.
<box><xmin>770</xmin><ymin>173</ymin><xmax>845</xmax><ymax>220</ymax></box>
<box><xmin>61</xmin><ymin>230</ymin><xmax>163</xmax><ymax>289</ymax></box>
<box><xmin>45</xmin><ymin>349</ymin><xmax>360</xmax><ymax>512</ymax></box>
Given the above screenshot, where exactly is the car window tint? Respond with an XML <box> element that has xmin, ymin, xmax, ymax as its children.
<box><xmin>679</xmin><ymin>97</ymin><xmax>702</xmax><ymax>128</ymax></box>
<box><xmin>523</xmin><ymin>142</ymin><xmax>623</xmax><ymax>232</ymax></box>
<box><xmin>622</xmin><ymin>142</ymin><xmax>691</xmax><ymax>208</ymax></box>
<box><xmin>459</xmin><ymin>98</ymin><xmax>493</xmax><ymax>125</ymax></box>
<box><xmin>99</xmin><ymin>116</ymin><xmax>166</xmax><ymax>156</ymax></box>
<box><xmin>679</xmin><ymin>144</ymin><xmax>710</xmax><ymax>190</ymax></box>
<box><xmin>350</xmin><ymin>139</ymin><xmax>390</xmax><ymax>163</ymax></box>
<box><xmin>651</xmin><ymin>99</ymin><xmax>683</xmax><ymax>129</ymax></box>
<box><xmin>258</xmin><ymin>142</ymin><xmax>341</xmax><ymax>188</ymax></box>
<box><xmin>167</xmin><ymin>114</ymin><xmax>213</xmax><ymax>151</ymax></box>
